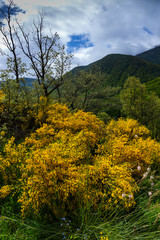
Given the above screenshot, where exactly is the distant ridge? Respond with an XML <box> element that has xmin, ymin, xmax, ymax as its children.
<box><xmin>1</xmin><ymin>46</ymin><xmax>160</xmax><ymax>95</ymax></box>
<box><xmin>23</xmin><ymin>77</ymin><xmax>35</xmax><ymax>87</ymax></box>
<box><xmin>0</xmin><ymin>77</ymin><xmax>35</xmax><ymax>87</ymax></box>
<box><xmin>136</xmin><ymin>45</ymin><xmax>160</xmax><ymax>64</ymax></box>
<box><xmin>72</xmin><ymin>53</ymin><xmax>160</xmax><ymax>87</ymax></box>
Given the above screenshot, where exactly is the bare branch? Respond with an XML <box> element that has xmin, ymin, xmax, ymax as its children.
<box><xmin>0</xmin><ymin>0</ymin><xmax>25</xmax><ymax>83</ymax></box>
<box><xmin>16</xmin><ymin>10</ymin><xmax>72</xmax><ymax>97</ymax></box>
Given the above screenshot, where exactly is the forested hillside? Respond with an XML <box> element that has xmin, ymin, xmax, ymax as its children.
<box><xmin>136</xmin><ymin>45</ymin><xmax>160</xmax><ymax>64</ymax></box>
<box><xmin>72</xmin><ymin>53</ymin><xmax>160</xmax><ymax>87</ymax></box>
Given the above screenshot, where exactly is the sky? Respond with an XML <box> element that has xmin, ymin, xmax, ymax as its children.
<box><xmin>0</xmin><ymin>0</ymin><xmax>160</xmax><ymax>70</ymax></box>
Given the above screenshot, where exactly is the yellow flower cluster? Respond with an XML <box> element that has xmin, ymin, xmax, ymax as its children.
<box><xmin>0</xmin><ymin>104</ymin><xmax>159</xmax><ymax>219</ymax></box>
<box><xmin>100</xmin><ymin>237</ymin><xmax>108</xmax><ymax>240</ymax></box>
<box><xmin>0</xmin><ymin>90</ymin><xmax>4</xmax><ymax>113</ymax></box>
<box><xmin>0</xmin><ymin>185</ymin><xmax>13</xmax><ymax>198</ymax></box>
<box><xmin>100</xmin><ymin>119</ymin><xmax>160</xmax><ymax>177</ymax></box>
<box><xmin>100</xmin><ymin>232</ymin><xmax>108</xmax><ymax>240</ymax></box>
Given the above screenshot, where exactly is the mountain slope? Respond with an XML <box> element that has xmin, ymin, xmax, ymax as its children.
<box><xmin>73</xmin><ymin>54</ymin><xmax>160</xmax><ymax>87</ymax></box>
<box><xmin>0</xmin><ymin>77</ymin><xmax>35</xmax><ymax>87</ymax></box>
<box><xmin>136</xmin><ymin>46</ymin><xmax>160</xmax><ymax>64</ymax></box>
<box><xmin>145</xmin><ymin>77</ymin><xmax>160</xmax><ymax>97</ymax></box>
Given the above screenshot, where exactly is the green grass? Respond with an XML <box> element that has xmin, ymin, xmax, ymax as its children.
<box><xmin>0</xmin><ymin>172</ymin><xmax>159</xmax><ymax>240</ymax></box>
<box><xmin>0</xmin><ymin>199</ymin><xmax>159</xmax><ymax>240</ymax></box>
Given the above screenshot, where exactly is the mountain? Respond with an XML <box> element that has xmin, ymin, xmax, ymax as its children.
<box><xmin>0</xmin><ymin>77</ymin><xmax>35</xmax><ymax>87</ymax></box>
<box><xmin>72</xmin><ymin>53</ymin><xmax>160</xmax><ymax>87</ymax></box>
<box><xmin>1</xmin><ymin>46</ymin><xmax>160</xmax><ymax>94</ymax></box>
<box><xmin>22</xmin><ymin>77</ymin><xmax>36</xmax><ymax>87</ymax></box>
<box><xmin>136</xmin><ymin>46</ymin><xmax>160</xmax><ymax>64</ymax></box>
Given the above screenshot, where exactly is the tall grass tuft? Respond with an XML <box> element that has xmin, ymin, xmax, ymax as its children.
<box><xmin>0</xmin><ymin>173</ymin><xmax>159</xmax><ymax>240</ymax></box>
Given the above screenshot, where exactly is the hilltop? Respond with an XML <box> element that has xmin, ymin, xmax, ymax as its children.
<box><xmin>1</xmin><ymin>46</ymin><xmax>160</xmax><ymax>95</ymax></box>
<box><xmin>136</xmin><ymin>45</ymin><xmax>160</xmax><ymax>64</ymax></box>
<box><xmin>72</xmin><ymin>53</ymin><xmax>160</xmax><ymax>88</ymax></box>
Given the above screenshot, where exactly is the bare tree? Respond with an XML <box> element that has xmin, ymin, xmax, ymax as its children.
<box><xmin>16</xmin><ymin>11</ymin><xmax>73</xmax><ymax>98</ymax></box>
<box><xmin>0</xmin><ymin>0</ymin><xmax>26</xmax><ymax>83</ymax></box>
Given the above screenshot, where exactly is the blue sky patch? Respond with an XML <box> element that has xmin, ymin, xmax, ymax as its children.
<box><xmin>0</xmin><ymin>1</ymin><xmax>25</xmax><ymax>20</ymax></box>
<box><xmin>107</xmin><ymin>44</ymin><xmax>112</xmax><ymax>48</ymax></box>
<box><xmin>67</xmin><ymin>34</ymin><xmax>94</xmax><ymax>52</ymax></box>
<box><xmin>143</xmin><ymin>27</ymin><xmax>153</xmax><ymax>35</ymax></box>
<box><xmin>102</xmin><ymin>5</ymin><xmax>107</xmax><ymax>12</ymax></box>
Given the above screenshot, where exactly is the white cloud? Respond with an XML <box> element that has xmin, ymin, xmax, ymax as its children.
<box><xmin>1</xmin><ymin>0</ymin><xmax>160</xmax><ymax>70</ymax></box>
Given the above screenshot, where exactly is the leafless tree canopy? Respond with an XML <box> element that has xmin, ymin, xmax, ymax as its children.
<box><xmin>16</xmin><ymin>11</ymin><xmax>72</xmax><ymax>97</ymax></box>
<box><xmin>0</xmin><ymin>0</ymin><xmax>25</xmax><ymax>83</ymax></box>
<box><xmin>0</xmin><ymin>1</ymin><xmax>73</xmax><ymax>97</ymax></box>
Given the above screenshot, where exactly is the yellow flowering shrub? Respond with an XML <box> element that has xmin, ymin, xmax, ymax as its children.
<box><xmin>0</xmin><ymin>90</ymin><xmax>4</xmax><ymax>113</ymax></box>
<box><xmin>0</xmin><ymin>105</ymin><xmax>159</xmax><ymax>219</ymax></box>
<box><xmin>17</xmin><ymin>105</ymin><xmax>106</xmax><ymax>217</ymax></box>
<box><xmin>85</xmin><ymin>158</ymin><xmax>138</xmax><ymax>210</ymax></box>
<box><xmin>0</xmin><ymin>185</ymin><xmax>13</xmax><ymax>198</ymax></box>
<box><xmin>0</xmin><ymin>137</ymin><xmax>28</xmax><ymax>178</ymax></box>
<box><xmin>98</xmin><ymin>119</ymin><xmax>160</xmax><ymax>177</ymax></box>
<box><xmin>105</xmin><ymin>118</ymin><xmax>150</xmax><ymax>139</ymax></box>
<box><xmin>0</xmin><ymin>136</ymin><xmax>28</xmax><ymax>199</ymax></box>
<box><xmin>35</xmin><ymin>96</ymin><xmax>50</xmax><ymax>126</ymax></box>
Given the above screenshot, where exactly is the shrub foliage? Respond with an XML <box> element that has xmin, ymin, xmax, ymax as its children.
<box><xmin>0</xmin><ymin>103</ymin><xmax>159</xmax><ymax>219</ymax></box>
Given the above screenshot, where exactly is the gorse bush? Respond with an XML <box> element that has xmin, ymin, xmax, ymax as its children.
<box><xmin>0</xmin><ymin>90</ymin><xmax>4</xmax><ymax>113</ymax></box>
<box><xmin>0</xmin><ymin>81</ymin><xmax>37</xmax><ymax>139</ymax></box>
<box><xmin>101</xmin><ymin>119</ymin><xmax>160</xmax><ymax>175</ymax></box>
<box><xmin>0</xmin><ymin>103</ymin><xmax>159</xmax><ymax>220</ymax></box>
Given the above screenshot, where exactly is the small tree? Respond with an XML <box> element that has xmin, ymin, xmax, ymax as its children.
<box><xmin>0</xmin><ymin>79</ymin><xmax>35</xmax><ymax>138</ymax></box>
<box><xmin>120</xmin><ymin>76</ymin><xmax>160</xmax><ymax>139</ymax></box>
<box><xmin>16</xmin><ymin>11</ymin><xmax>72</xmax><ymax>98</ymax></box>
<box><xmin>61</xmin><ymin>69</ymin><xmax>104</xmax><ymax>110</ymax></box>
<box><xmin>120</xmin><ymin>77</ymin><xmax>147</xmax><ymax>120</ymax></box>
<box><xmin>0</xmin><ymin>0</ymin><xmax>26</xmax><ymax>83</ymax></box>
<box><xmin>61</xmin><ymin>67</ymin><xmax>121</xmax><ymax>117</ymax></box>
